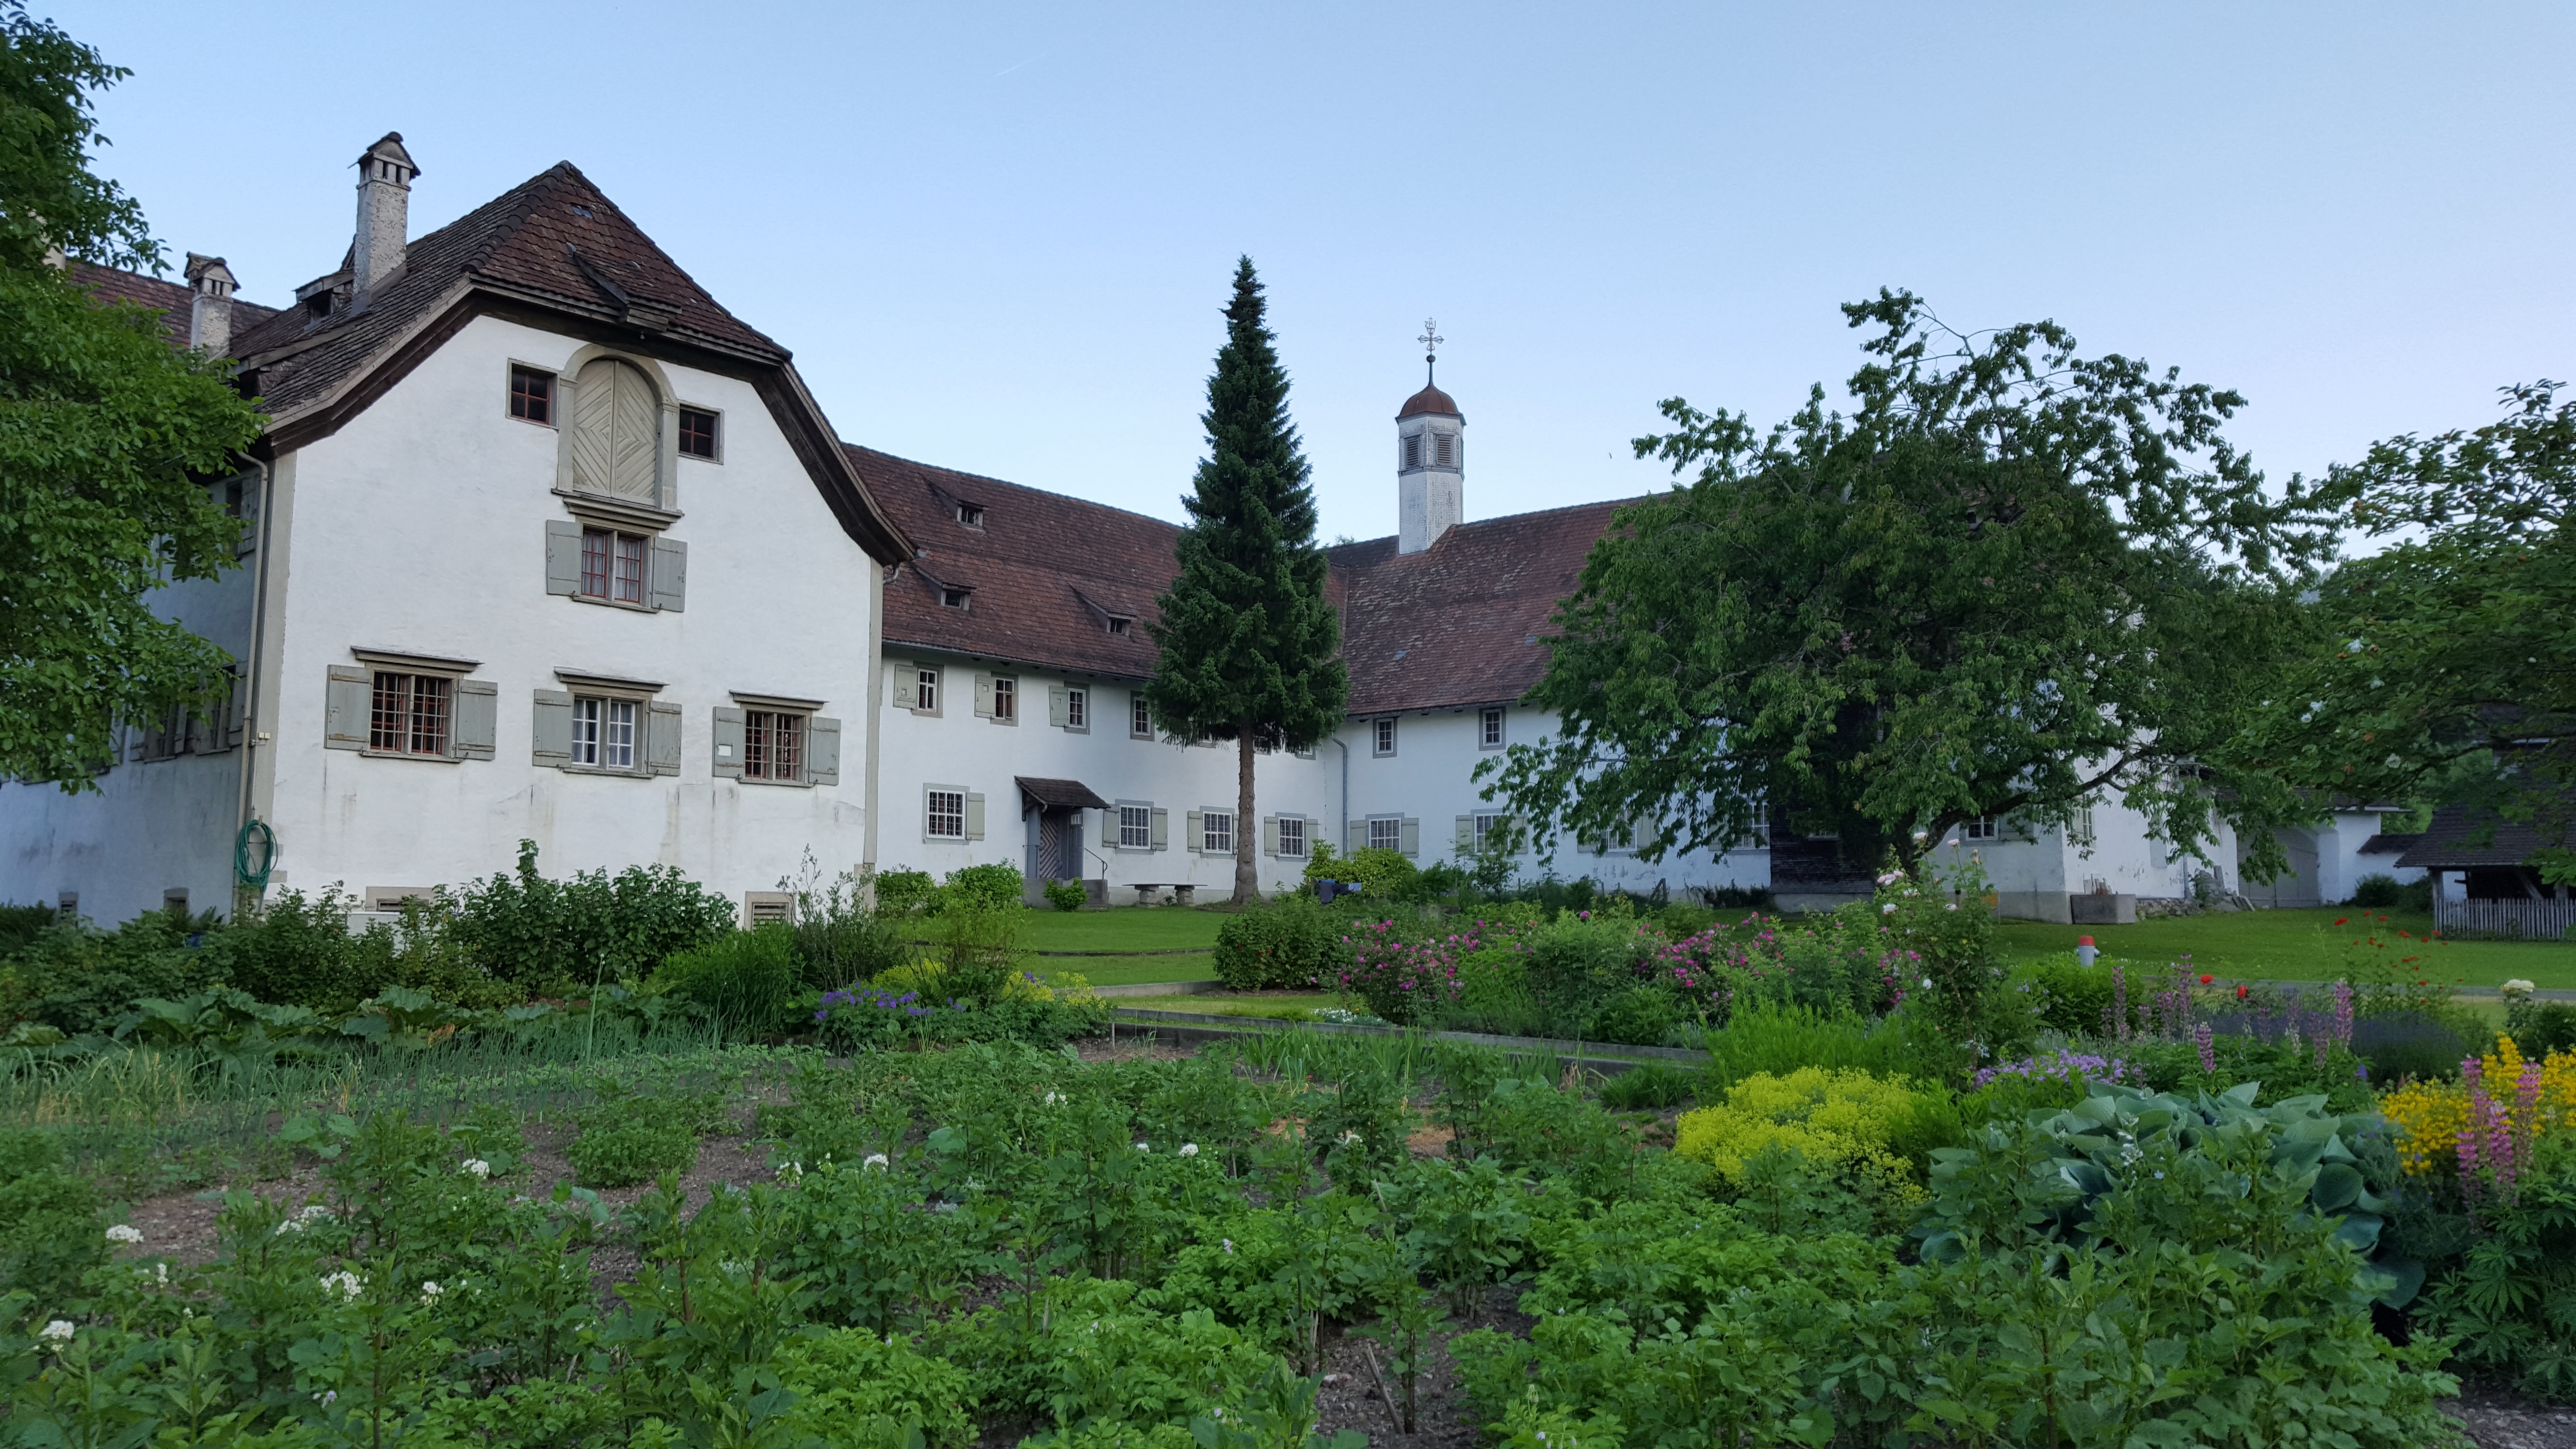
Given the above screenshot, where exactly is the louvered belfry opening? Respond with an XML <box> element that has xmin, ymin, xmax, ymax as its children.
<box><xmin>568</xmin><ymin>357</ymin><xmax>660</xmax><ymax>502</ymax></box>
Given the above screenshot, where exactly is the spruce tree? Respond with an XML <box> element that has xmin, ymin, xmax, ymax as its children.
<box><xmin>1144</xmin><ymin>258</ymin><xmax>1347</xmax><ymax>904</ymax></box>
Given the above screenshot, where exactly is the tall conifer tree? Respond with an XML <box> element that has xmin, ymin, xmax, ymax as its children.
<box><xmin>1145</xmin><ymin>258</ymin><xmax>1347</xmax><ymax>904</ymax></box>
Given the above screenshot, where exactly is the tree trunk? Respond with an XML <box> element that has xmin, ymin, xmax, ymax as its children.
<box><xmin>1233</xmin><ymin>723</ymin><xmax>1259</xmax><ymax>906</ymax></box>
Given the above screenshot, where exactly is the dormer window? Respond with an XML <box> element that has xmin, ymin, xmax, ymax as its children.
<box><xmin>941</xmin><ymin>586</ymin><xmax>972</xmax><ymax>610</ymax></box>
<box><xmin>1106</xmin><ymin>615</ymin><xmax>1131</xmax><ymax>637</ymax></box>
<box><xmin>956</xmin><ymin>503</ymin><xmax>984</xmax><ymax>528</ymax></box>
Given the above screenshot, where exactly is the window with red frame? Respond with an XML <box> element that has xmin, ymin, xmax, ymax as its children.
<box><xmin>368</xmin><ymin>673</ymin><xmax>450</xmax><ymax>755</ymax></box>
<box><xmin>509</xmin><ymin>366</ymin><xmax>553</xmax><ymax>424</ymax></box>
<box><xmin>678</xmin><ymin>407</ymin><xmax>719</xmax><ymax>459</ymax></box>
<box><xmin>579</xmin><ymin>527</ymin><xmax>650</xmax><ymax>604</ymax></box>
<box><xmin>743</xmin><ymin>710</ymin><xmax>804</xmax><ymax>782</ymax></box>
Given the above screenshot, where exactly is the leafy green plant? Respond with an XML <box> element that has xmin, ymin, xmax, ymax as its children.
<box><xmin>656</xmin><ymin>925</ymin><xmax>803</xmax><ymax>1036</ymax></box>
<box><xmin>1213</xmin><ymin>897</ymin><xmax>1339</xmax><ymax>991</ymax></box>
<box><xmin>567</xmin><ymin>1080</ymin><xmax>714</xmax><ymax>1187</ymax></box>
<box><xmin>0</xmin><ymin>1128</ymin><xmax>106</xmax><ymax>1304</ymax></box>
<box><xmin>1586</xmin><ymin>985</ymin><xmax>1680</xmax><ymax>1046</ymax></box>
<box><xmin>2415</xmin><ymin>1153</ymin><xmax>2576</xmax><ymax>1403</ymax></box>
<box><xmin>1596</xmin><ymin>1060</ymin><xmax>1693</xmax><ymax>1111</ymax></box>
<box><xmin>446</xmin><ymin>839</ymin><xmax>737</xmax><ymax>995</ymax></box>
<box><xmin>1045</xmin><ymin>881</ymin><xmax>1089</xmax><ymax>913</ymax></box>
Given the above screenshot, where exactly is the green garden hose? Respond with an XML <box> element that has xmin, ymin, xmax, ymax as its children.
<box><xmin>234</xmin><ymin>818</ymin><xmax>277</xmax><ymax>891</ymax></box>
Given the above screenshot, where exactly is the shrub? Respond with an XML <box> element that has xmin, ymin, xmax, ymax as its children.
<box><xmin>2414</xmin><ymin>1150</ymin><xmax>2576</xmax><ymax>1403</ymax></box>
<box><xmin>787</xmin><ymin>876</ymin><xmax>911</xmax><ymax>991</ymax></box>
<box><xmin>1598</xmin><ymin>1060</ymin><xmax>1694</xmax><ymax>1111</ymax></box>
<box><xmin>2</xmin><ymin>909</ymin><xmax>226</xmax><ymax>1035</ymax></box>
<box><xmin>444</xmin><ymin>840</ymin><xmax>737</xmax><ymax>994</ymax></box>
<box><xmin>1213</xmin><ymin>897</ymin><xmax>1339</xmax><ymax>991</ymax></box>
<box><xmin>2350</xmin><ymin>872</ymin><xmax>2405</xmax><ymax>908</ymax></box>
<box><xmin>1434</xmin><ymin>946</ymin><xmax>1540</xmax><ymax>1035</ymax></box>
<box><xmin>1587</xmin><ymin>984</ymin><xmax>1680</xmax><ymax>1046</ymax></box>
<box><xmin>655</xmin><ymin>925</ymin><xmax>804</xmax><ymax>1035</ymax></box>
<box><xmin>1044</xmin><ymin>880</ymin><xmax>1088</xmax><ymax>912</ymax></box>
<box><xmin>1315</xmin><ymin>846</ymin><xmax>1419</xmax><ymax>902</ymax></box>
<box><xmin>1674</xmin><ymin>1068</ymin><xmax>1947</xmax><ymax>1202</ymax></box>
<box><xmin>566</xmin><ymin>1081</ymin><xmax>711</xmax><ymax>1187</ymax></box>
<box><xmin>1694</xmin><ymin>1000</ymin><xmax>1958</xmax><ymax>1091</ymax></box>
<box><xmin>872</xmin><ymin>869</ymin><xmax>940</xmax><ymax>918</ymax></box>
<box><xmin>944</xmin><ymin>862</ymin><xmax>1026</xmax><ymax>913</ymax></box>
<box><xmin>0</xmin><ymin>903</ymin><xmax>53</xmax><ymax>955</ymax></box>
<box><xmin>773</xmin><ymin>1329</ymin><xmax>976</xmax><ymax>1447</ymax></box>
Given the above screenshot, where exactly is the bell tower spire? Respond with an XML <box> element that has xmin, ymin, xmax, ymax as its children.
<box><xmin>1395</xmin><ymin>319</ymin><xmax>1463</xmax><ymax>555</ymax></box>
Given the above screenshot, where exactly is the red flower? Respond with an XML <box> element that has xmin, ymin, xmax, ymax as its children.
<box><xmin>2198</xmin><ymin>973</ymin><xmax>2214</xmax><ymax>985</ymax></box>
<box><xmin>2334</xmin><ymin>917</ymin><xmax>2349</xmax><ymax>926</ymax></box>
<box><xmin>2236</xmin><ymin>984</ymin><xmax>2250</xmax><ymax>999</ymax></box>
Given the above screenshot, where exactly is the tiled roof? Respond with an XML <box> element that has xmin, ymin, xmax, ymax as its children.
<box><xmin>854</xmin><ymin>445</ymin><xmax>1179</xmax><ymax>681</ymax></box>
<box><xmin>1399</xmin><ymin>383</ymin><xmax>1460</xmax><ymax>419</ymax></box>
<box><xmin>230</xmin><ymin>161</ymin><xmax>785</xmax><ymax>420</ymax></box>
<box><xmin>2395</xmin><ymin>804</ymin><xmax>2571</xmax><ymax>869</ymax></box>
<box><xmin>857</xmin><ymin>439</ymin><xmax>1645</xmax><ymax>715</ymax></box>
<box><xmin>2358</xmin><ymin>831</ymin><xmax>2424</xmax><ymax>856</ymax></box>
<box><xmin>67</xmin><ymin>261</ymin><xmax>280</xmax><ymax>346</ymax></box>
<box><xmin>1327</xmin><ymin>498</ymin><xmax>1638</xmax><ymax>715</ymax></box>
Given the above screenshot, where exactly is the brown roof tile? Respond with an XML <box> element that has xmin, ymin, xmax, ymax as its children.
<box><xmin>1327</xmin><ymin>499</ymin><xmax>1638</xmax><ymax>715</ymax></box>
<box><xmin>67</xmin><ymin>261</ymin><xmax>280</xmax><ymax>347</ymax></box>
<box><xmin>2395</xmin><ymin>803</ymin><xmax>2573</xmax><ymax>869</ymax></box>
<box><xmin>853</xmin><ymin>445</ymin><xmax>1179</xmax><ymax>681</ymax></box>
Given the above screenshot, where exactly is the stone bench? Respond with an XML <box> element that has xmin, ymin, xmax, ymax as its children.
<box><xmin>1128</xmin><ymin>884</ymin><xmax>1196</xmax><ymax>907</ymax></box>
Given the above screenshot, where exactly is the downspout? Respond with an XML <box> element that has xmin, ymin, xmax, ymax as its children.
<box><xmin>233</xmin><ymin>452</ymin><xmax>277</xmax><ymax>906</ymax></box>
<box><xmin>1333</xmin><ymin>734</ymin><xmax>1350</xmax><ymax>863</ymax></box>
<box><xmin>860</xmin><ymin>559</ymin><xmax>889</xmax><ymax>902</ymax></box>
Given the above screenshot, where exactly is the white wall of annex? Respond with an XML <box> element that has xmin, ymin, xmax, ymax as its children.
<box><xmin>259</xmin><ymin>313</ymin><xmax>877</xmax><ymax>911</ymax></box>
<box><xmin>872</xmin><ymin>660</ymin><xmax>1339</xmax><ymax>897</ymax></box>
<box><xmin>1332</xmin><ymin>704</ymin><xmax>1767</xmax><ymax>894</ymax></box>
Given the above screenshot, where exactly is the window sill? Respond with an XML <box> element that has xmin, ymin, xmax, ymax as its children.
<box><xmin>357</xmin><ymin>749</ymin><xmax>462</xmax><ymax>764</ymax></box>
<box><xmin>569</xmin><ymin>593</ymin><xmax>661</xmax><ymax>614</ymax></box>
<box><xmin>733</xmin><ymin>775</ymin><xmax>813</xmax><ymax>789</ymax></box>
<box><xmin>556</xmin><ymin>763</ymin><xmax>652</xmax><ymax>779</ymax></box>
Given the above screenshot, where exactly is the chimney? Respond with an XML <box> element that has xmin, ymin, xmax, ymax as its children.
<box><xmin>350</xmin><ymin>131</ymin><xmax>419</xmax><ymax>304</ymax></box>
<box><xmin>185</xmin><ymin>253</ymin><xmax>236</xmax><ymax>355</ymax></box>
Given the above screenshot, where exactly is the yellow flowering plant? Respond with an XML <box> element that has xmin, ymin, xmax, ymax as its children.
<box><xmin>1674</xmin><ymin>1067</ymin><xmax>1948</xmax><ymax>1209</ymax></box>
<box><xmin>2379</xmin><ymin>1035</ymin><xmax>2576</xmax><ymax>1177</ymax></box>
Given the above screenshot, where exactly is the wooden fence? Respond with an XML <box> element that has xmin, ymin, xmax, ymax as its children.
<box><xmin>2434</xmin><ymin>896</ymin><xmax>2576</xmax><ymax>940</ymax></box>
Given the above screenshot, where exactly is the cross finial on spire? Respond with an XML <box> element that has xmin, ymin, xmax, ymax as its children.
<box><xmin>1418</xmin><ymin>317</ymin><xmax>1443</xmax><ymax>385</ymax></box>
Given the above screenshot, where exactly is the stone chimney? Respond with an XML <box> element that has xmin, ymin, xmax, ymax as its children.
<box><xmin>185</xmin><ymin>253</ymin><xmax>236</xmax><ymax>355</ymax></box>
<box><xmin>350</xmin><ymin>132</ymin><xmax>419</xmax><ymax>304</ymax></box>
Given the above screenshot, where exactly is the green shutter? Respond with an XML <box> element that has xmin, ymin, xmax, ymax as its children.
<box><xmin>807</xmin><ymin>716</ymin><xmax>841</xmax><ymax>786</ymax></box>
<box><xmin>453</xmin><ymin>680</ymin><xmax>498</xmax><ymax>759</ymax></box>
<box><xmin>974</xmin><ymin>673</ymin><xmax>995</xmax><ymax>718</ymax></box>
<box><xmin>646</xmin><ymin>701</ymin><xmax>682</xmax><ymax>775</ymax></box>
<box><xmin>1399</xmin><ymin>818</ymin><xmax>1420</xmax><ymax>857</ymax></box>
<box><xmin>531</xmin><ymin>690</ymin><xmax>574</xmax><ymax>765</ymax></box>
<box><xmin>650</xmin><ymin>537</ymin><xmax>687</xmax><ymax>612</ymax></box>
<box><xmin>1263</xmin><ymin>817</ymin><xmax>1280</xmax><ymax>857</ymax></box>
<box><xmin>711</xmin><ymin>706</ymin><xmax>746</xmax><ymax>779</ymax></box>
<box><xmin>324</xmin><ymin>667</ymin><xmax>369</xmax><ymax>750</ymax></box>
<box><xmin>1049</xmin><ymin>685</ymin><xmax>1068</xmax><ymax>728</ymax></box>
<box><xmin>1347</xmin><ymin>821</ymin><xmax>1363</xmax><ymax>855</ymax></box>
<box><xmin>544</xmin><ymin>521</ymin><xmax>580</xmax><ymax>596</ymax></box>
<box><xmin>1632</xmin><ymin>817</ymin><xmax>1657</xmax><ymax>853</ymax></box>
<box><xmin>1185</xmin><ymin>810</ymin><xmax>1203</xmax><ymax>854</ymax></box>
<box><xmin>1150</xmin><ymin>807</ymin><xmax>1169</xmax><ymax>852</ymax></box>
<box><xmin>965</xmin><ymin>791</ymin><xmax>985</xmax><ymax>840</ymax></box>
<box><xmin>1456</xmin><ymin>815</ymin><xmax>1475</xmax><ymax>851</ymax></box>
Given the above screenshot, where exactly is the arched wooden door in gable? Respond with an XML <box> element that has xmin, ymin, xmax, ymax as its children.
<box><xmin>568</xmin><ymin>358</ymin><xmax>660</xmax><ymax>502</ymax></box>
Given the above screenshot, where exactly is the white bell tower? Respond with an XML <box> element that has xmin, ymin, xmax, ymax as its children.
<box><xmin>1395</xmin><ymin>318</ymin><xmax>1463</xmax><ymax>555</ymax></box>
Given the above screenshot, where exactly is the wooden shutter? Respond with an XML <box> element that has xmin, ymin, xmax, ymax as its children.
<box><xmin>711</xmin><ymin>706</ymin><xmax>746</xmax><ymax>778</ymax></box>
<box><xmin>1049</xmin><ymin>685</ymin><xmax>1068</xmax><ymax>728</ymax></box>
<box><xmin>544</xmin><ymin>521</ymin><xmax>581</xmax><ymax>595</ymax></box>
<box><xmin>1150</xmin><ymin>807</ymin><xmax>1169</xmax><ymax>851</ymax></box>
<box><xmin>453</xmin><ymin>680</ymin><xmax>498</xmax><ymax>759</ymax></box>
<box><xmin>807</xmin><ymin>716</ymin><xmax>841</xmax><ymax>786</ymax></box>
<box><xmin>1347</xmin><ymin>820</ymin><xmax>1364</xmax><ymax>855</ymax></box>
<box><xmin>1185</xmin><ymin>810</ymin><xmax>1203</xmax><ymax>854</ymax></box>
<box><xmin>974</xmin><ymin>673</ymin><xmax>995</xmax><ymax>718</ymax></box>
<box><xmin>324</xmin><ymin>667</ymin><xmax>370</xmax><ymax>750</ymax></box>
<box><xmin>1631</xmin><ymin>817</ymin><xmax>1656</xmax><ymax>853</ymax></box>
<box><xmin>965</xmin><ymin>791</ymin><xmax>985</xmax><ymax>840</ymax></box>
<box><xmin>1457</xmin><ymin>815</ymin><xmax>1476</xmax><ymax>851</ymax></box>
<box><xmin>1263</xmin><ymin>817</ymin><xmax>1281</xmax><ymax>857</ymax></box>
<box><xmin>570</xmin><ymin>358</ymin><xmax>660</xmax><ymax>502</ymax></box>
<box><xmin>650</xmin><ymin>538</ymin><xmax>687</xmax><ymax>612</ymax></box>
<box><xmin>531</xmin><ymin>689</ymin><xmax>574</xmax><ymax>765</ymax></box>
<box><xmin>646</xmin><ymin>701</ymin><xmax>682</xmax><ymax>775</ymax></box>
<box><xmin>1399</xmin><ymin>818</ymin><xmax>1420</xmax><ymax>857</ymax></box>
<box><xmin>888</xmin><ymin>665</ymin><xmax>907</xmax><ymax>708</ymax></box>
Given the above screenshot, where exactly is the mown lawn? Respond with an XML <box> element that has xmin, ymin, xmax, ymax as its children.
<box><xmin>1056</xmin><ymin>954</ymin><xmax>1221</xmax><ymax>987</ymax></box>
<box><xmin>1016</xmin><ymin>906</ymin><xmax>1227</xmax><ymax>953</ymax></box>
<box><xmin>1992</xmin><ymin>906</ymin><xmax>2576</xmax><ymax>990</ymax></box>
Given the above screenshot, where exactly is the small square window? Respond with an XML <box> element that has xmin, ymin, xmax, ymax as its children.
<box><xmin>914</xmin><ymin>668</ymin><xmax>938</xmax><ymax>711</ymax></box>
<box><xmin>1373</xmin><ymin>717</ymin><xmax>1397</xmax><ymax>757</ymax></box>
<box><xmin>1962</xmin><ymin>816</ymin><xmax>1999</xmax><ymax>841</ymax></box>
<box><xmin>743</xmin><ymin>710</ymin><xmax>805</xmax><ymax>782</ymax></box>
<box><xmin>1472</xmin><ymin>813</ymin><xmax>1510</xmax><ymax>850</ymax></box>
<box><xmin>1120</xmin><ymin>805</ymin><xmax>1152</xmax><ymax>850</ymax></box>
<box><xmin>678</xmin><ymin>407</ymin><xmax>718</xmax><ymax>459</ymax></box>
<box><xmin>993</xmin><ymin>676</ymin><xmax>1016</xmax><ymax>722</ymax></box>
<box><xmin>1203</xmin><ymin>810</ymin><xmax>1235</xmax><ymax>854</ymax></box>
<box><xmin>942</xmin><ymin>587</ymin><xmax>971</xmax><ymax>610</ymax></box>
<box><xmin>1480</xmin><ymin>707</ymin><xmax>1504</xmax><ymax>749</ymax></box>
<box><xmin>1107</xmin><ymin>615</ymin><xmax>1131</xmax><ymax>637</ymax></box>
<box><xmin>579</xmin><ymin>527</ymin><xmax>651</xmax><ymax>603</ymax></box>
<box><xmin>956</xmin><ymin>502</ymin><xmax>985</xmax><ymax>528</ymax></box>
<box><xmin>926</xmin><ymin>789</ymin><xmax>966</xmax><ymax>839</ymax></box>
<box><xmin>1131</xmin><ymin>695</ymin><xmax>1153</xmax><ymax>739</ymax></box>
<box><xmin>1368</xmin><ymin>817</ymin><xmax>1402</xmax><ymax>852</ymax></box>
<box><xmin>570</xmin><ymin>696</ymin><xmax>637</xmax><ymax>770</ymax></box>
<box><xmin>1066</xmin><ymin>687</ymin><xmax>1087</xmax><ymax>730</ymax></box>
<box><xmin>369</xmin><ymin>673</ymin><xmax>450</xmax><ymax>756</ymax></box>
<box><xmin>1277</xmin><ymin>817</ymin><xmax>1307</xmax><ymax>858</ymax></box>
<box><xmin>510</xmin><ymin>367</ymin><xmax>553</xmax><ymax>424</ymax></box>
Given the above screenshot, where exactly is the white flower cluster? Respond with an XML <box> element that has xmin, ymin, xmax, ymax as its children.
<box><xmin>862</xmin><ymin>1153</ymin><xmax>891</xmax><ymax>1171</ymax></box>
<box><xmin>1337</xmin><ymin>1131</ymin><xmax>1363</xmax><ymax>1147</ymax></box>
<box><xmin>1178</xmin><ymin>1143</ymin><xmax>1199</xmax><ymax>1158</ymax></box>
<box><xmin>459</xmin><ymin>1158</ymin><xmax>492</xmax><ymax>1179</ymax></box>
<box><xmin>1042</xmin><ymin>1091</ymin><xmax>1065</xmax><ymax>1105</ymax></box>
<box><xmin>1134</xmin><ymin>1141</ymin><xmax>1151</xmax><ymax>1152</ymax></box>
<box><xmin>38</xmin><ymin>1319</ymin><xmax>74</xmax><ymax>1345</ymax></box>
<box><xmin>274</xmin><ymin>1205</ymin><xmax>335</xmax><ymax>1237</ymax></box>
<box><xmin>419</xmin><ymin>1281</ymin><xmax>444</xmax><ymax>1306</ymax></box>
<box><xmin>104</xmin><ymin>1224</ymin><xmax>143</xmax><ymax>1244</ymax></box>
<box><xmin>776</xmin><ymin>1161</ymin><xmax>804</xmax><ymax>1183</ymax></box>
<box><xmin>2502</xmin><ymin>979</ymin><xmax>2537</xmax><ymax>998</ymax></box>
<box><xmin>320</xmin><ymin>1271</ymin><xmax>364</xmax><ymax>1303</ymax></box>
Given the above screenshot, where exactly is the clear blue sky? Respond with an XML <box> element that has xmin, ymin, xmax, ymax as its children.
<box><xmin>62</xmin><ymin>2</ymin><xmax>2576</xmax><ymax>544</ymax></box>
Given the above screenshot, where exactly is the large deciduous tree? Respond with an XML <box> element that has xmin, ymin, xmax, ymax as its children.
<box><xmin>0</xmin><ymin>2</ymin><xmax>265</xmax><ymax>788</ymax></box>
<box><xmin>1144</xmin><ymin>258</ymin><xmax>1346</xmax><ymax>904</ymax></box>
<box><xmin>2234</xmin><ymin>382</ymin><xmax>2576</xmax><ymax>879</ymax></box>
<box><xmin>1482</xmin><ymin>290</ymin><xmax>2338</xmax><ymax>877</ymax></box>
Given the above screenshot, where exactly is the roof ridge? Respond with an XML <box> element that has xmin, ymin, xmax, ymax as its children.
<box><xmin>844</xmin><ymin>443</ymin><xmax>1183</xmax><ymax>533</ymax></box>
